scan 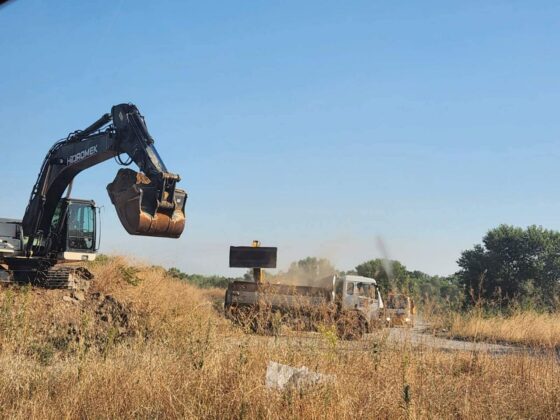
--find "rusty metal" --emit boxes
[107,169,186,238]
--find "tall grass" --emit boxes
[0,256,558,418]
[436,309,560,348]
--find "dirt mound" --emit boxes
[0,256,221,367]
[0,280,143,364]
[93,293,132,330]
[24,289,141,361]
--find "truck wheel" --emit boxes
[269,311,283,336]
[224,290,233,318]
[249,308,283,336]
[230,306,257,331]
[336,314,366,340]
[250,313,272,335]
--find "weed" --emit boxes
[120,265,141,286]
[0,257,557,418]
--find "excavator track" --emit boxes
[38,265,93,290]
[4,257,93,290]
[0,265,11,285]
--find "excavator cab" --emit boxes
[51,198,97,261]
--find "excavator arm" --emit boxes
[22,103,187,257]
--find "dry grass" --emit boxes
[433,309,560,349]
[0,257,558,419]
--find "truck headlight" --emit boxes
[405,318,410,322]
[386,317,391,322]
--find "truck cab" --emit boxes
[0,218,22,258]
[384,293,415,327]
[337,275,384,326]
[0,218,23,282]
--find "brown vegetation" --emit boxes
[432,309,560,349]
[0,257,558,418]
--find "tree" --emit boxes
[168,267,186,280]
[354,259,409,292]
[167,267,239,289]
[354,259,462,307]
[457,224,560,309]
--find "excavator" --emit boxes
[0,103,187,288]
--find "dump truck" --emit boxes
[384,293,415,327]
[0,103,187,288]
[225,274,384,339]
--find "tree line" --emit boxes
[167,256,462,308]
[168,224,560,311]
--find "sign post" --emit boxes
[229,241,277,283]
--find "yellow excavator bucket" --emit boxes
[107,169,186,238]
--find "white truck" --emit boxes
[0,219,21,282]
[225,274,384,339]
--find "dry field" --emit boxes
[431,308,560,349]
[0,257,558,419]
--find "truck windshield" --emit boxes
[387,295,408,309]
[66,203,95,252]
[356,283,377,299]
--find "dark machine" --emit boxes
[0,103,187,288]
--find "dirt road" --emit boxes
[229,321,524,357]
[384,319,522,355]
[218,303,529,356]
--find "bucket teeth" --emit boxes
[107,168,186,238]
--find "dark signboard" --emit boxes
[229,246,277,268]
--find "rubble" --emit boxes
[62,295,74,303]
[265,361,334,391]
[72,291,85,301]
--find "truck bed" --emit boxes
[228,280,334,309]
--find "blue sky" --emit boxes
[1,1,559,276]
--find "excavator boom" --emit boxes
[21,103,187,258]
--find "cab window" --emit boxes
[396,295,408,309]
[357,283,377,299]
[51,202,63,232]
[335,279,344,295]
[346,282,354,295]
[66,203,95,251]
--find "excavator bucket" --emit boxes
[107,169,187,238]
